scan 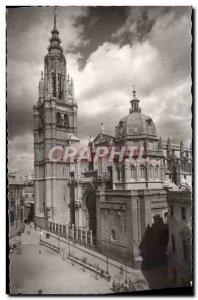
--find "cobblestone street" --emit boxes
[10,226,113,294]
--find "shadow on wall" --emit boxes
[139,214,170,289]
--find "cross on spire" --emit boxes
[101,122,104,133]
[54,7,57,25]
[132,84,136,98]
[129,84,141,113]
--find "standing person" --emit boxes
[112,280,116,292]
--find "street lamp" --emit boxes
[40,229,42,243]
[125,257,128,283]
[58,236,60,250]
[106,252,109,273]
[68,239,70,256]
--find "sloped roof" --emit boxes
[68,134,80,141]
[91,132,115,145]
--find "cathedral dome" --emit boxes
[116,112,157,138]
[116,89,157,139]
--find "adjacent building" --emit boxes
[8,175,25,238]
[167,189,192,287]
[8,174,34,238]
[24,185,35,222]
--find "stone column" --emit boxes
[124,160,130,182]
[85,230,88,246]
[75,206,79,228]
[135,160,139,181]
[66,224,69,239]
[90,230,93,248]
[72,224,75,240]
[112,163,116,186]
[80,229,83,243]
[76,227,78,241]
[62,224,64,235]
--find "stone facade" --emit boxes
[33,15,79,229]
[89,92,169,268]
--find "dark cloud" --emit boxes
[71,7,128,67]
[7,6,192,176]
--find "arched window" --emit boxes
[155,165,159,178]
[57,112,62,125]
[52,71,56,97]
[121,165,125,182]
[164,212,168,224]
[64,114,69,126]
[150,166,153,178]
[140,165,145,179]
[58,73,62,99]
[116,167,120,181]
[131,165,135,179]
[111,229,116,241]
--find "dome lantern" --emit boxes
[129,85,141,114]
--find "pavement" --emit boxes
[40,228,150,287]
[9,224,150,294]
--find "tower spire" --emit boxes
[48,7,62,54]
[54,7,57,29]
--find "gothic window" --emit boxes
[121,165,125,181]
[58,73,62,99]
[116,167,120,181]
[140,165,145,179]
[10,210,14,225]
[182,239,188,261]
[130,165,135,179]
[52,71,56,97]
[171,234,176,253]
[57,112,62,125]
[155,165,159,178]
[150,166,153,178]
[111,229,116,241]
[20,208,23,221]
[181,206,186,220]
[64,114,69,126]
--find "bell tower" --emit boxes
[33,9,79,229]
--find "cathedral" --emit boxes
[33,14,192,268]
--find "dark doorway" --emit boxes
[28,204,34,222]
[86,191,96,236]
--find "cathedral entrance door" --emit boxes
[85,190,96,236]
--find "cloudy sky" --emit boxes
[7,6,192,176]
